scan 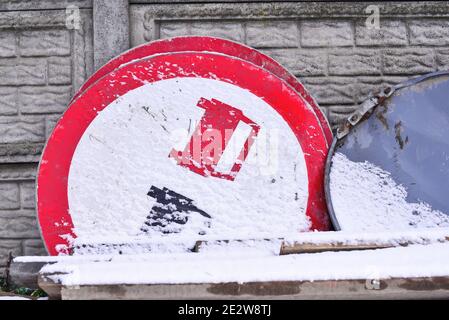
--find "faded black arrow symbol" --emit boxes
[141,185,211,234]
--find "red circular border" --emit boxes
[38,52,331,255]
[72,36,333,145]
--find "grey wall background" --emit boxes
[1,0,449,275]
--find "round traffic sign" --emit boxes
[38,52,330,255]
[72,36,332,145]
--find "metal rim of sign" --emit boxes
[324,70,449,231]
[71,36,333,146]
[37,52,331,255]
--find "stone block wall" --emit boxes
[1,0,449,275]
[0,1,93,274]
[130,1,449,127]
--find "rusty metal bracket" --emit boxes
[336,70,449,140]
[336,86,394,139]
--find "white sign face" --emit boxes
[68,77,310,242]
[38,52,330,255]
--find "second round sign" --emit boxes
[37,52,330,255]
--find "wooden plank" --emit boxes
[280,242,393,255]
[38,273,65,300]
[68,229,449,254]
[279,237,449,255]
[193,238,282,252]
[45,277,449,300]
[8,261,50,290]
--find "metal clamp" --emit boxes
[336,86,394,139]
[336,70,449,140]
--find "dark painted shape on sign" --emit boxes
[141,185,211,234]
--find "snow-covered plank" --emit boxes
[279,228,449,254]
[39,243,449,286]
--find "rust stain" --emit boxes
[398,277,449,291]
[207,281,301,296]
[375,105,389,131]
[394,121,408,150]
[101,285,127,296]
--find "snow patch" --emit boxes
[330,152,449,231]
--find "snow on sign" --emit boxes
[37,50,330,255]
